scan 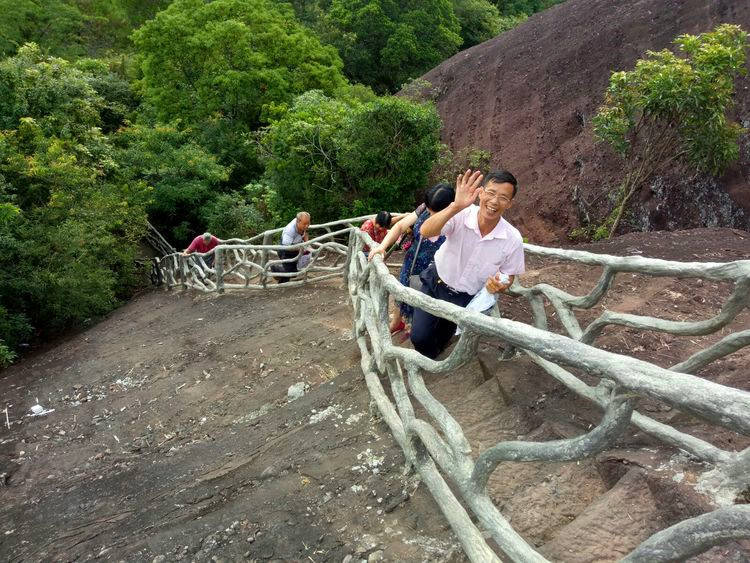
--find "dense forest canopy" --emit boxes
[0,0,565,363]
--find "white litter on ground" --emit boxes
[309,404,343,424]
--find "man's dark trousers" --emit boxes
[275,249,299,283]
[410,264,473,359]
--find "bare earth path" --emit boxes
[0,281,463,562]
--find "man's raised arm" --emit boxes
[420,169,483,238]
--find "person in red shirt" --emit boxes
[182,232,221,268]
[360,211,404,253]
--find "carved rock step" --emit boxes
[540,468,663,561]
[422,361,613,549]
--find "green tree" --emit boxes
[131,0,346,186]
[592,24,748,238]
[0,44,149,358]
[260,91,441,222]
[0,43,102,139]
[113,124,229,244]
[260,91,354,221]
[73,57,139,132]
[200,185,272,239]
[70,0,174,54]
[326,0,462,93]
[494,0,562,17]
[336,96,442,213]
[452,0,502,48]
[132,0,346,127]
[0,0,87,58]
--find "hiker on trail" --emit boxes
[182,232,221,268]
[367,183,455,336]
[410,170,525,359]
[274,211,311,283]
[359,211,406,254]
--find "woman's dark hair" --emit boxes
[424,182,455,212]
[375,211,392,228]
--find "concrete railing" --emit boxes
[347,228,750,562]
[152,216,375,293]
[156,218,750,561]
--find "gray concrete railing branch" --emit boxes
[346,228,750,562]
[155,219,750,561]
[508,244,750,472]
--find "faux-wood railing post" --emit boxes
[215,248,224,293]
[178,254,186,289]
[260,232,272,269]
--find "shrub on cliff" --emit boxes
[593,24,749,238]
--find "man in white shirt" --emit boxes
[274,211,311,283]
[411,170,525,358]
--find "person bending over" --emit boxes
[183,232,221,268]
[410,170,525,359]
[275,211,311,283]
[359,211,405,254]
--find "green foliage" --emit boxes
[326,0,462,93]
[113,124,229,245]
[399,78,441,103]
[69,0,174,54]
[73,57,139,132]
[131,0,347,188]
[493,0,563,17]
[0,342,16,367]
[132,0,346,128]
[0,0,87,58]
[0,45,149,359]
[592,24,748,237]
[452,0,502,48]
[0,44,104,138]
[0,1,174,58]
[497,13,528,33]
[337,96,442,213]
[261,91,441,222]
[200,186,273,239]
[260,91,354,221]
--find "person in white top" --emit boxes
[411,169,525,358]
[273,211,311,283]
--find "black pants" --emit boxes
[274,249,299,283]
[410,264,473,359]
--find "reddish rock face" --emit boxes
[419,0,750,244]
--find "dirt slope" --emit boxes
[0,284,464,562]
[420,0,750,243]
[1,228,749,561]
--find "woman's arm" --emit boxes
[389,212,409,227]
[367,212,418,261]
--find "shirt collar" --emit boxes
[464,205,508,240]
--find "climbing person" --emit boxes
[367,183,456,336]
[182,232,221,268]
[410,170,525,359]
[359,211,405,255]
[273,211,311,283]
